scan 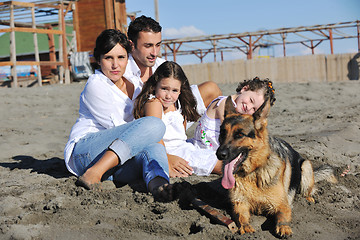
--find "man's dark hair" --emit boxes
[127,15,162,48]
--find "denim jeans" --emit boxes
[72,116,169,189]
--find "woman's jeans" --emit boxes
[72,117,169,189]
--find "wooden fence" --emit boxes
[182,53,360,84]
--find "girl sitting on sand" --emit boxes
[134,61,221,176]
[64,29,172,201]
[189,77,276,151]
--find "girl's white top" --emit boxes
[189,96,228,151]
[160,100,218,176]
[64,70,142,175]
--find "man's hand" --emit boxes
[167,154,193,178]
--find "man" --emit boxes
[125,15,222,116]
[124,15,222,177]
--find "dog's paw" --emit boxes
[275,224,292,238]
[238,223,255,234]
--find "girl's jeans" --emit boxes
[72,116,169,189]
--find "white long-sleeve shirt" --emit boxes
[64,70,142,175]
[123,54,166,87]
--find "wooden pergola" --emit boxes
[162,20,360,63]
[0,0,128,87]
[0,0,75,87]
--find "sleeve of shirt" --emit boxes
[81,78,125,129]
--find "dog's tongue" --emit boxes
[221,160,236,189]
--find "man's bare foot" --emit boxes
[151,183,175,202]
[148,177,174,202]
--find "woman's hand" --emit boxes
[167,154,193,178]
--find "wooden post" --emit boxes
[248,36,252,60]
[47,25,57,73]
[357,20,360,52]
[173,43,176,62]
[60,2,70,84]
[311,40,314,55]
[10,2,17,87]
[281,33,286,57]
[104,0,115,29]
[329,28,334,54]
[163,45,167,60]
[58,3,64,84]
[73,1,81,51]
[114,0,127,33]
[154,0,159,22]
[212,40,217,62]
[31,6,42,86]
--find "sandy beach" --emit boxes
[0,79,359,239]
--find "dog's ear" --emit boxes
[224,96,237,118]
[253,97,271,130]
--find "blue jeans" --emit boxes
[72,117,169,189]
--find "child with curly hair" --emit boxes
[189,77,276,168]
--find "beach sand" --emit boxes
[0,80,359,239]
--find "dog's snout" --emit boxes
[216,146,229,160]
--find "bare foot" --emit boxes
[151,183,175,202]
[75,170,102,191]
[148,177,174,202]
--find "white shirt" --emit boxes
[123,54,206,124]
[161,105,218,176]
[64,70,142,175]
[123,54,166,87]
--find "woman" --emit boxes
[64,29,171,200]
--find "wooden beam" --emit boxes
[0,61,13,66]
[0,27,63,35]
[0,61,64,67]
[0,20,47,28]
[1,1,61,9]
[3,1,34,7]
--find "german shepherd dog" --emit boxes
[216,96,336,238]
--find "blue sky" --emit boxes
[2,0,359,66]
[126,0,360,64]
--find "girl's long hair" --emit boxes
[133,61,200,122]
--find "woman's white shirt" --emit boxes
[64,70,142,175]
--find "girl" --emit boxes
[190,77,276,151]
[64,29,172,201]
[134,61,220,176]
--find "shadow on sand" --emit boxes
[0,155,71,179]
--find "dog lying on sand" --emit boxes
[216,96,337,238]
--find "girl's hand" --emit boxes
[167,154,193,178]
